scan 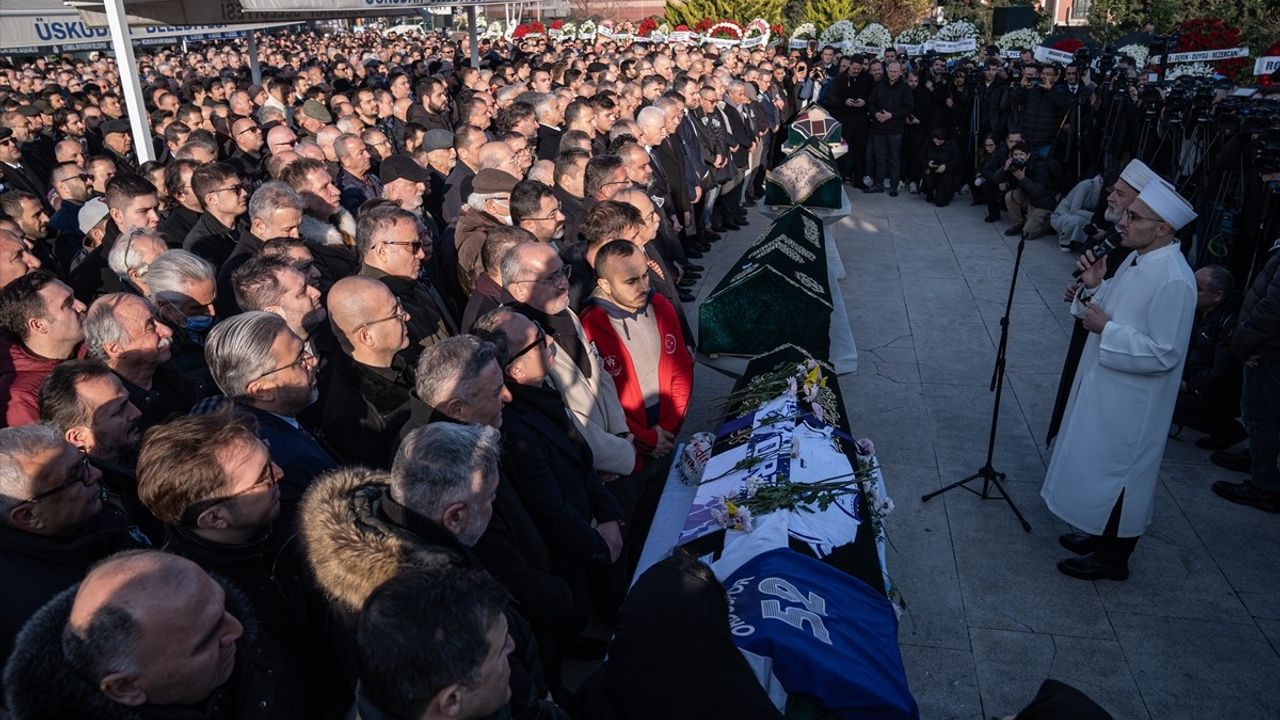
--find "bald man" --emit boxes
[476,140,516,173]
[321,275,414,468]
[227,117,265,181]
[266,124,298,156]
[4,550,311,717]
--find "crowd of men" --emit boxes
[0,25,858,720]
[1,21,1278,720]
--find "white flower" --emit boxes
[856,23,892,50]
[1118,44,1149,70]
[744,475,761,497]
[854,437,876,457]
[736,506,755,532]
[895,26,934,45]
[811,403,825,422]
[935,20,979,42]
[790,437,801,458]
[996,28,1043,52]
[1165,62,1215,80]
[791,23,817,40]
[786,376,798,397]
[820,20,856,49]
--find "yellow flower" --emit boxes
[804,364,821,389]
[725,499,739,515]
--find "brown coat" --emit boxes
[452,205,504,296]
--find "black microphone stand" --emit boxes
[922,235,1032,532]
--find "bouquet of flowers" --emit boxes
[996,27,1042,53]
[613,20,635,40]
[547,18,564,38]
[694,17,714,35]
[820,20,856,50]
[578,19,596,40]
[790,22,817,45]
[771,23,786,43]
[742,18,770,48]
[855,22,893,53]
[1117,43,1149,69]
[894,26,934,45]
[1173,17,1246,81]
[935,19,979,43]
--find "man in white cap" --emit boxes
[1042,178,1197,581]
[1047,159,1156,445]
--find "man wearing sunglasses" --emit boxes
[357,204,455,353]
[227,117,266,183]
[184,162,248,270]
[0,424,145,670]
[47,162,93,246]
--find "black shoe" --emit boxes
[683,262,704,272]
[704,231,722,242]
[695,241,711,252]
[1003,224,1024,237]
[684,248,703,259]
[863,185,883,194]
[1211,449,1251,474]
[1195,426,1248,450]
[681,271,702,281]
[678,290,696,302]
[734,214,749,223]
[1058,532,1097,556]
[1057,553,1129,581]
[723,220,743,230]
[711,224,727,233]
[984,213,1000,223]
[1211,480,1280,513]
[888,188,899,197]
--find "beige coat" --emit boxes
[547,311,637,476]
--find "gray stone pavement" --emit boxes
[678,186,1280,720]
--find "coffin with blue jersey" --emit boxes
[723,548,918,720]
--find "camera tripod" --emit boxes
[921,235,1032,532]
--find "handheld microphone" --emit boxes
[1071,231,1119,278]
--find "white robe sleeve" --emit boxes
[1096,277,1195,375]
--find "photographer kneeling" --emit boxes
[1000,142,1056,239]
[920,127,962,208]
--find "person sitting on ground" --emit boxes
[0,424,146,667]
[0,270,87,427]
[2,550,312,719]
[1051,171,1107,253]
[1173,265,1246,451]
[919,127,962,208]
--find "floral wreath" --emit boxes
[578,19,596,40]
[790,22,817,40]
[856,23,893,51]
[935,20,979,42]
[895,26,934,45]
[820,20,856,50]
[745,18,770,38]
[1165,61,1216,80]
[1116,43,1148,69]
[996,28,1043,53]
[707,20,743,41]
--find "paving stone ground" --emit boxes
[679,185,1280,720]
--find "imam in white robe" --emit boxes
[1041,241,1196,537]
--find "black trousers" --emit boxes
[1173,390,1246,443]
[921,171,958,207]
[1092,490,1139,567]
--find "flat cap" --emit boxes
[471,168,520,195]
[300,98,333,123]
[100,119,131,135]
[422,129,454,152]
[379,154,432,184]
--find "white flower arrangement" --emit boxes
[746,18,770,37]
[1118,43,1149,69]
[820,20,856,49]
[996,28,1043,52]
[707,21,743,39]
[1165,61,1215,80]
[578,19,596,40]
[856,22,892,49]
[658,21,671,35]
[482,23,503,39]
[561,20,577,36]
[790,22,817,40]
[895,26,934,45]
[935,20,979,42]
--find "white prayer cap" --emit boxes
[1119,159,1155,191]
[1137,180,1197,231]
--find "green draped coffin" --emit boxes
[699,207,833,358]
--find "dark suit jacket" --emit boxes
[1,162,47,201]
[677,113,711,191]
[442,162,476,224]
[319,354,414,469]
[536,124,564,161]
[722,104,755,169]
[241,405,338,507]
[183,212,241,270]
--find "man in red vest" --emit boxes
[580,239,693,470]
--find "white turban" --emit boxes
[1137,180,1197,231]
[1119,159,1155,192]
